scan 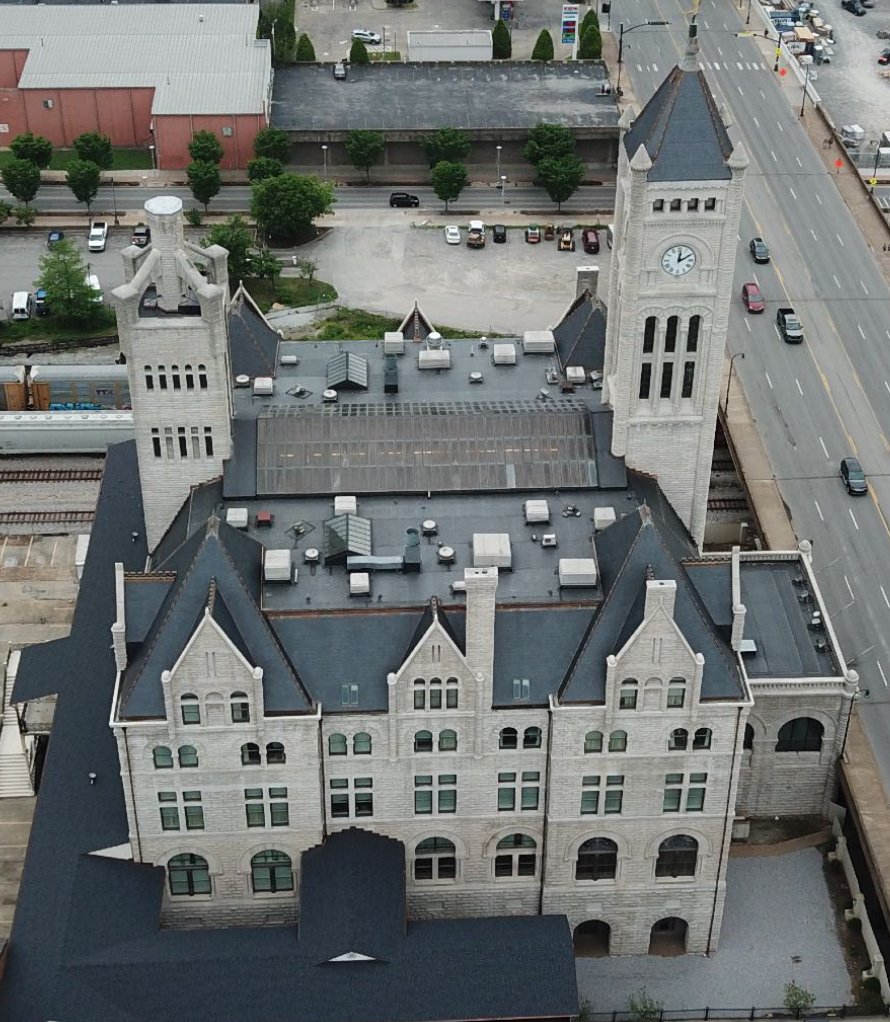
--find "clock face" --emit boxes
[661,244,697,276]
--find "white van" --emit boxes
[85,274,103,305]
[11,291,32,321]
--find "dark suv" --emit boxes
[841,0,866,14]
[840,456,868,494]
[390,192,420,208]
[131,225,151,247]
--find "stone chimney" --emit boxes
[576,265,600,301]
[730,546,746,650]
[644,578,677,619]
[464,567,498,683]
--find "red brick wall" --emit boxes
[0,48,29,88]
[154,112,267,170]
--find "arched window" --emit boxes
[414,837,456,881]
[619,680,638,710]
[241,742,261,766]
[428,677,443,710]
[776,717,824,752]
[608,730,627,753]
[523,726,542,749]
[743,723,755,750]
[171,365,181,391]
[168,853,211,896]
[665,315,679,353]
[643,316,657,353]
[438,729,457,752]
[413,679,426,710]
[576,837,618,881]
[655,835,698,878]
[584,731,603,754]
[144,366,154,391]
[687,315,701,352]
[667,679,686,708]
[180,694,200,725]
[499,727,518,750]
[153,746,173,769]
[230,692,250,723]
[495,834,537,878]
[251,850,294,893]
[353,732,372,756]
[266,742,286,764]
[328,733,347,756]
[178,745,198,768]
[198,364,208,389]
[184,364,194,390]
[414,730,433,753]
[693,728,712,750]
[446,677,459,709]
[668,728,688,751]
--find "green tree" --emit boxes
[1,158,41,206]
[187,161,221,212]
[784,982,816,1019]
[188,130,224,165]
[65,159,101,214]
[272,18,296,64]
[492,18,512,59]
[10,132,53,169]
[72,132,114,170]
[577,24,602,59]
[36,239,102,323]
[0,200,10,224]
[254,126,292,163]
[203,215,254,284]
[523,122,576,167]
[345,130,385,181]
[579,8,600,37]
[295,256,318,284]
[430,160,468,212]
[626,989,663,1022]
[251,249,283,281]
[350,38,370,64]
[531,29,554,61]
[422,127,472,168]
[537,154,585,209]
[247,157,284,182]
[12,205,36,227]
[295,33,316,62]
[251,172,334,241]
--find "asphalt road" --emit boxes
[0,183,618,218]
[619,0,890,777]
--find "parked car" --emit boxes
[492,224,507,244]
[351,28,382,44]
[390,192,419,208]
[525,225,541,244]
[444,225,461,245]
[741,282,765,313]
[87,221,108,253]
[841,0,866,14]
[467,220,486,248]
[46,229,65,249]
[131,225,151,247]
[557,228,576,252]
[34,289,49,317]
[749,236,770,263]
[840,456,868,494]
[878,48,890,63]
[581,228,600,254]
[333,61,347,80]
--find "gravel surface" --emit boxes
[575,848,853,1011]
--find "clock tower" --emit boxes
[602,21,748,547]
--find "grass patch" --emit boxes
[289,306,482,341]
[242,275,337,312]
[0,310,117,346]
[369,51,402,61]
[0,148,153,171]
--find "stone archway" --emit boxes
[648,916,688,956]
[573,919,611,957]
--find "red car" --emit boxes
[878,48,890,65]
[741,282,765,313]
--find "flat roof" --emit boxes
[0,6,270,115]
[271,62,619,133]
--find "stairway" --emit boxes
[0,652,35,799]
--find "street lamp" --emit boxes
[500,174,507,205]
[321,144,328,179]
[111,177,119,227]
[616,21,670,97]
[724,352,746,412]
[148,144,156,171]
[496,144,502,183]
[799,60,812,118]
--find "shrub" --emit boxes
[492,19,512,59]
[295,33,316,61]
[531,29,554,61]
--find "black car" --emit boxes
[749,237,771,263]
[390,192,419,208]
[840,456,869,495]
[131,225,151,247]
[492,224,507,244]
[841,0,866,14]
[46,229,64,248]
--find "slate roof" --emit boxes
[228,286,281,379]
[623,35,733,182]
[553,291,607,373]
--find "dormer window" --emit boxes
[180,694,200,725]
[230,692,250,723]
[619,680,638,710]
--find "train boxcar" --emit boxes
[0,411,134,454]
[29,364,130,411]
[0,366,27,411]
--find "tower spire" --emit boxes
[681,15,701,72]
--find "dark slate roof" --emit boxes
[151,476,224,568]
[228,286,280,379]
[560,506,744,703]
[118,518,312,719]
[124,577,174,642]
[623,52,733,182]
[403,599,466,663]
[553,292,607,374]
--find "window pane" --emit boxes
[415,731,433,752]
[415,857,434,880]
[604,790,623,814]
[639,363,652,400]
[517,854,536,877]
[663,788,682,812]
[415,791,433,815]
[584,731,603,753]
[643,316,657,353]
[580,791,600,815]
[495,854,513,877]
[271,802,289,826]
[438,856,457,879]
[160,807,180,830]
[154,747,173,769]
[498,788,516,811]
[185,806,204,830]
[438,789,457,813]
[330,794,349,818]
[521,786,539,811]
[429,690,442,709]
[414,690,425,710]
[665,316,678,352]
[682,361,695,399]
[660,362,673,399]
[355,793,373,817]
[246,804,265,827]
[687,787,706,812]
[446,688,459,709]
[354,777,373,788]
[667,686,685,708]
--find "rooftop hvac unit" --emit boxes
[450,580,467,594]
[593,506,616,532]
[334,495,358,516]
[383,334,405,355]
[558,558,598,587]
[280,354,299,366]
[253,377,274,396]
[566,366,586,385]
[469,371,484,384]
[473,533,511,569]
[438,545,455,564]
[427,331,444,348]
[522,330,556,354]
[524,499,551,524]
[226,507,249,530]
[492,343,517,365]
[349,572,371,596]
[541,534,558,548]
[234,374,251,388]
[418,349,451,370]
[264,549,292,583]
[422,519,437,536]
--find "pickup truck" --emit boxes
[776,307,804,344]
[88,221,108,253]
[467,220,486,248]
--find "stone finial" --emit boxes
[727,140,750,172]
[629,144,652,173]
[618,105,636,131]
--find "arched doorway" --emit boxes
[573,920,611,957]
[648,916,687,956]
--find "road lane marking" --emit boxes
[861,280,869,295]
[717,45,724,55]
[836,233,845,247]
[760,89,766,99]
[879,661,888,687]
[833,274,841,288]
[819,436,829,458]
[815,193,822,205]
[810,228,817,241]
[845,575,855,602]
[789,186,797,199]
[849,507,859,530]
[765,371,773,389]
[713,61,721,69]
[777,121,784,133]
[852,369,863,390]
[796,378,803,395]
[882,585,890,610]
[770,149,777,162]
[744,318,751,332]
[858,323,866,339]
[814,499,824,521]
[737,61,743,69]
[796,156,802,167]
[738,85,744,96]
[652,64,659,72]
[752,115,759,127]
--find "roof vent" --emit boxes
[422,519,438,536]
[253,377,274,396]
[264,549,292,583]
[473,533,511,569]
[469,371,484,384]
[234,374,251,388]
[323,389,338,403]
[383,333,405,355]
[593,507,617,531]
[524,499,551,524]
[226,507,249,530]
[522,330,556,354]
[334,495,358,516]
[349,573,371,596]
[427,331,444,348]
[492,343,517,365]
[280,354,299,366]
[566,366,586,385]
[304,547,320,563]
[541,534,558,548]
[438,545,455,564]
[558,558,598,587]
[404,527,421,573]
[418,348,451,370]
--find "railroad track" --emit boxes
[707,496,750,513]
[0,510,96,526]
[0,468,104,484]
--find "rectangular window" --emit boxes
[512,678,530,701]
[498,771,517,812]
[517,854,536,877]
[446,687,459,709]
[521,771,540,811]
[670,198,682,211]
[604,775,624,815]
[682,362,695,399]
[159,806,180,830]
[354,792,373,817]
[415,775,433,815]
[177,426,187,458]
[341,684,359,706]
[204,427,214,457]
[688,772,708,812]
[191,426,200,458]
[270,801,289,826]
[653,199,664,212]
[246,803,265,827]
[688,198,700,211]
[151,428,161,458]
[639,363,651,400]
[330,794,349,818]
[663,786,682,813]
[581,776,600,815]
[164,427,174,459]
[660,362,673,399]
[185,805,204,830]
[619,685,637,710]
[705,197,717,211]
[438,788,457,814]
[667,685,685,708]
[429,688,442,709]
[414,689,425,710]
